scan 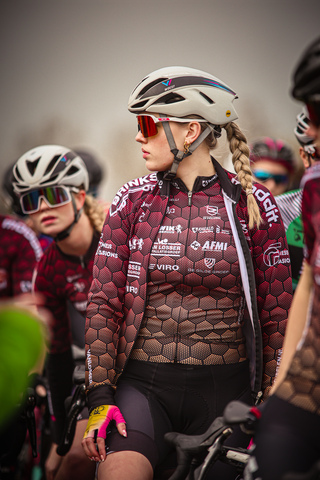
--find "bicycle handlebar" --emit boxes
[165,400,260,480]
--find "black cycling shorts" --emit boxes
[244,394,320,480]
[105,359,253,478]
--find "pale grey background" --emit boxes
[1,0,319,205]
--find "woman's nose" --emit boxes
[38,198,50,211]
[135,131,147,143]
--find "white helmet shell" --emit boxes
[128,66,238,125]
[294,107,316,155]
[13,145,89,194]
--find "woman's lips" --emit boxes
[142,149,149,159]
[41,215,56,225]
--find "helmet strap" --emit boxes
[54,195,83,242]
[162,122,214,181]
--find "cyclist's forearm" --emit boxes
[271,262,313,393]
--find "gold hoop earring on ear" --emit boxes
[184,141,190,154]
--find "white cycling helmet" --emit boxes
[13,145,89,195]
[128,66,238,125]
[294,107,316,155]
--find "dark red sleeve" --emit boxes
[249,185,293,395]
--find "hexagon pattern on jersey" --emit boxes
[277,170,320,413]
[85,172,292,396]
[0,215,42,298]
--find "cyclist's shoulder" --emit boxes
[301,163,320,190]
[0,214,42,260]
[109,172,159,216]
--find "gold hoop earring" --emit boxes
[184,141,190,154]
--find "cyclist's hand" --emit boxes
[45,443,63,480]
[81,404,126,462]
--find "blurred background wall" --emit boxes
[1,0,319,208]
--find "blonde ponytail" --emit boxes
[84,194,107,233]
[224,122,262,229]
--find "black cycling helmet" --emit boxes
[73,149,104,197]
[249,137,296,173]
[292,36,320,103]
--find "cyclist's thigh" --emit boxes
[106,382,172,471]
[244,395,320,480]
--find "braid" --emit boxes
[84,194,106,233]
[224,122,262,229]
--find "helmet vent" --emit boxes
[131,100,149,109]
[26,157,40,176]
[154,93,184,105]
[66,166,80,177]
[199,92,214,104]
[44,155,62,176]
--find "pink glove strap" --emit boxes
[83,405,126,439]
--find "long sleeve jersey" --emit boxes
[85,158,293,409]
[276,164,320,414]
[0,214,42,298]
[33,232,100,442]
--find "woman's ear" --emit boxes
[74,190,86,209]
[184,121,202,145]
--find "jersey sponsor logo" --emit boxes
[202,241,227,251]
[138,212,146,222]
[190,240,228,252]
[201,175,217,188]
[110,174,158,215]
[263,242,290,267]
[203,205,221,220]
[129,238,144,251]
[252,186,280,226]
[159,225,183,235]
[191,225,230,235]
[2,217,42,261]
[66,273,83,283]
[206,205,219,216]
[190,240,201,250]
[204,258,216,268]
[74,300,87,311]
[151,239,182,257]
[87,348,93,384]
[74,281,86,293]
[20,280,32,293]
[97,241,118,258]
[166,206,176,214]
[149,263,180,271]
[126,285,138,294]
[127,261,142,279]
[239,219,249,235]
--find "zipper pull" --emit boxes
[188,191,193,207]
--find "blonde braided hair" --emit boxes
[223,122,262,229]
[83,194,106,233]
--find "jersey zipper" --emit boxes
[174,189,193,363]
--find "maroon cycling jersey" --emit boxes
[130,178,246,365]
[34,232,100,354]
[276,164,320,414]
[33,231,100,442]
[0,214,42,298]
[85,157,293,408]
